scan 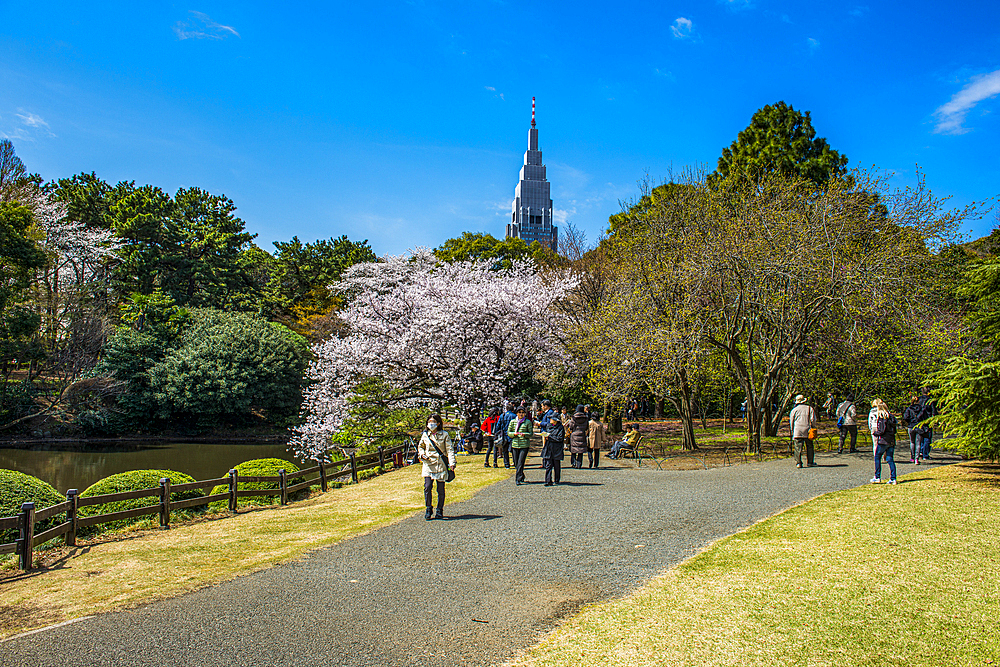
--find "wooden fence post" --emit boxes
[349,453,358,484]
[159,478,171,529]
[228,469,238,513]
[66,489,78,547]
[279,469,288,505]
[378,446,385,472]
[17,502,35,571]
[319,461,328,492]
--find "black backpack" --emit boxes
[875,414,897,447]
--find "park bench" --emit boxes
[616,434,644,464]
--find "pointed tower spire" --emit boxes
[506,96,557,252]
[531,97,536,128]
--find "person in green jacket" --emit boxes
[508,406,533,485]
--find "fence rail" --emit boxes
[1,442,409,572]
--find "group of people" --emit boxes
[793,388,939,485]
[417,400,643,519]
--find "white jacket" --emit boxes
[419,430,456,481]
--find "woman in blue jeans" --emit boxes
[869,398,898,484]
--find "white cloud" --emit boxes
[671,17,693,39]
[807,37,820,53]
[485,86,504,101]
[553,207,576,225]
[720,0,753,10]
[16,111,49,128]
[849,6,870,17]
[485,86,495,91]
[173,11,240,40]
[934,68,1000,135]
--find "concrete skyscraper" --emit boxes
[506,98,557,252]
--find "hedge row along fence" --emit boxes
[2,443,410,572]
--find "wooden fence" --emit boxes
[1,443,410,572]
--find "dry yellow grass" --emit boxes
[0,456,508,639]
[507,462,1000,667]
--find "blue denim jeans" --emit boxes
[919,433,932,459]
[875,444,896,481]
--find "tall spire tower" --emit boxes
[506,97,557,252]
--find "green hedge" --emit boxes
[210,458,304,508]
[79,470,202,532]
[0,470,64,545]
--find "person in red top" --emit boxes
[482,408,501,468]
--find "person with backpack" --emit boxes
[418,414,456,519]
[869,398,898,484]
[836,394,858,454]
[493,404,516,469]
[789,394,817,468]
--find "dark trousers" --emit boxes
[838,425,858,452]
[512,447,529,483]
[570,452,584,468]
[794,438,815,466]
[484,436,499,465]
[544,459,561,484]
[423,476,444,510]
[588,449,601,468]
[495,440,511,467]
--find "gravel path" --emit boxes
[4,450,956,666]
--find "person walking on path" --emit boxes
[869,398,898,484]
[823,392,836,420]
[568,405,589,469]
[789,394,817,468]
[542,410,565,486]
[482,408,501,468]
[508,407,533,485]
[836,394,858,453]
[902,394,922,464]
[494,404,516,469]
[587,412,608,469]
[914,387,938,462]
[418,414,456,520]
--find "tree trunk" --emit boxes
[654,399,664,419]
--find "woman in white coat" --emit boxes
[418,414,456,520]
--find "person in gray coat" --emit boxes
[568,405,590,469]
[789,394,817,468]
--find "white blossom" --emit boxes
[289,249,576,460]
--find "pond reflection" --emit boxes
[0,441,307,493]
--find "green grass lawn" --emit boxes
[510,462,1000,667]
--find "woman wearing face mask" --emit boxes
[418,414,456,520]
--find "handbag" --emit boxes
[429,436,456,482]
[808,428,818,440]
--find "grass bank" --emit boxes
[510,462,1000,667]
[0,456,509,639]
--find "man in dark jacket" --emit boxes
[914,387,938,462]
[494,405,516,469]
[542,414,565,486]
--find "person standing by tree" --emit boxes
[569,405,589,469]
[494,404,516,469]
[790,394,817,468]
[588,411,608,469]
[836,394,858,454]
[870,398,898,484]
[823,392,836,420]
[914,387,938,462]
[418,414,456,520]
[542,408,565,486]
[508,406,533,485]
[902,394,922,464]
[482,408,500,468]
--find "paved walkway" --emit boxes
[4,451,954,666]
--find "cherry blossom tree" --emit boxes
[290,250,576,460]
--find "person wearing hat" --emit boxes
[789,394,817,468]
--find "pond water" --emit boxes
[0,441,307,494]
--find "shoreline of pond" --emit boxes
[0,434,290,450]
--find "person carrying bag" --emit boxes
[418,414,456,520]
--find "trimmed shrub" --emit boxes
[210,458,304,508]
[0,470,64,545]
[79,470,202,532]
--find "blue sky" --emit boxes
[2,1,998,255]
